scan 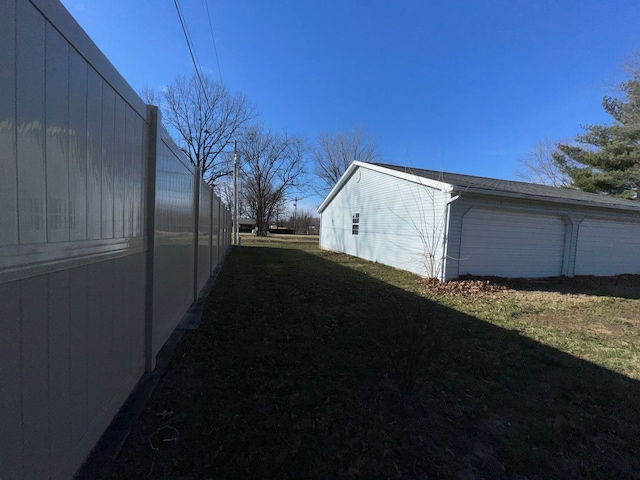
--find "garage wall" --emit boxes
[446,195,640,280]
[575,218,640,276]
[320,166,451,278]
[320,164,640,281]
[458,208,566,278]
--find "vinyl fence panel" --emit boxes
[0,1,232,479]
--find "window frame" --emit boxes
[351,212,360,235]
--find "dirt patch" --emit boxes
[512,290,640,344]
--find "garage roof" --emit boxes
[314,161,632,213]
[319,161,640,213]
[375,163,640,211]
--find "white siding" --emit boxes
[459,208,566,278]
[320,166,450,278]
[575,219,640,276]
[320,164,640,282]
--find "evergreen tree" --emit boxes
[554,74,640,199]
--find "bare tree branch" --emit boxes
[313,125,381,197]
[514,139,571,187]
[147,74,257,190]
[239,125,309,236]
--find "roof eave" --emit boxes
[457,187,640,212]
[318,161,454,214]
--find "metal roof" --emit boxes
[373,163,640,212]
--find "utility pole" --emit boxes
[293,197,298,233]
[233,140,238,245]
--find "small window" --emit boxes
[352,212,359,235]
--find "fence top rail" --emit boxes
[159,123,195,174]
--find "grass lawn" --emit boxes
[107,235,640,479]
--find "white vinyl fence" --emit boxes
[0,1,232,479]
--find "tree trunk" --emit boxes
[255,206,268,236]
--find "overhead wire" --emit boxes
[204,0,224,85]
[173,0,209,101]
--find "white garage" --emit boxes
[575,219,640,276]
[459,209,566,278]
[318,161,640,281]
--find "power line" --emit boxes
[204,0,224,85]
[173,0,209,101]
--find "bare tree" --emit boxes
[239,125,308,236]
[285,209,319,235]
[272,201,289,227]
[382,168,453,280]
[514,139,571,187]
[216,178,237,213]
[620,50,640,90]
[139,85,160,106]
[398,182,449,280]
[313,125,381,196]
[144,74,257,188]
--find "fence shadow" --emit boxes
[108,244,640,480]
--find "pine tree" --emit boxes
[554,74,640,199]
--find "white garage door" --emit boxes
[575,219,640,276]
[459,209,566,277]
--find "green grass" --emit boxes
[107,235,640,479]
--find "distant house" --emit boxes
[236,217,256,232]
[318,161,640,281]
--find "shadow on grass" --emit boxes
[108,245,640,480]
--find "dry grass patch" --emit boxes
[419,275,640,381]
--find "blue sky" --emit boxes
[60,0,640,209]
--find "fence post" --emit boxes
[209,190,214,274]
[220,197,224,262]
[193,168,201,302]
[144,105,159,372]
